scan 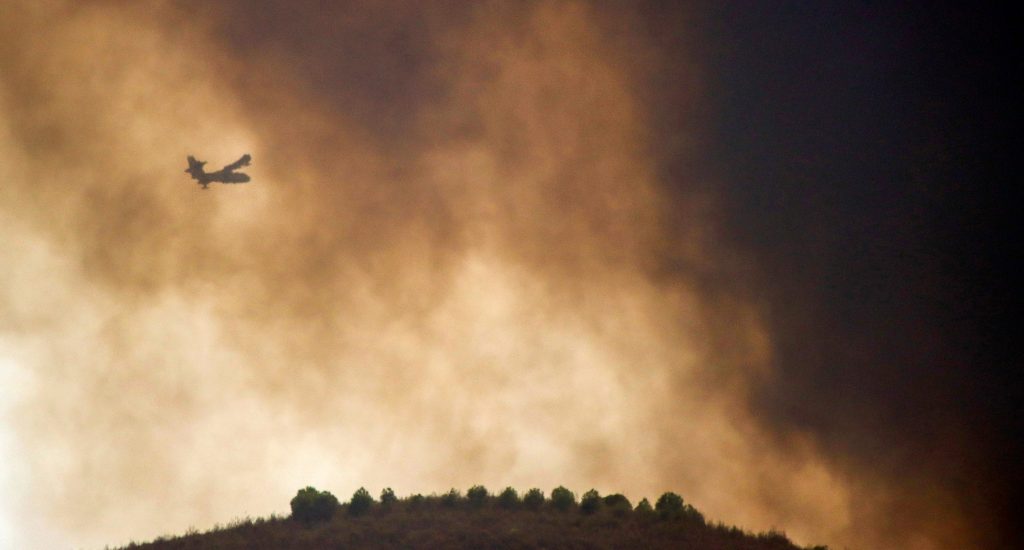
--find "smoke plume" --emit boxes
[0,2,1003,549]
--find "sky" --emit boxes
[0,2,1016,549]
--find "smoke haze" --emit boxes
[1,2,1013,549]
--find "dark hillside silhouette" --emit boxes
[119,485,828,550]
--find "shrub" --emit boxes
[380,487,397,508]
[466,485,489,508]
[440,488,462,508]
[348,487,374,516]
[655,492,684,520]
[523,488,545,510]
[290,486,340,523]
[755,529,790,544]
[497,487,519,509]
[580,489,602,515]
[603,493,632,516]
[550,486,576,511]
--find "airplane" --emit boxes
[185,154,251,189]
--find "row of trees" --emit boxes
[290,485,705,524]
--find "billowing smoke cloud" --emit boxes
[0,2,998,549]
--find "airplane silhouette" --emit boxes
[185,154,251,189]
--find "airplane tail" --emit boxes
[185,155,206,177]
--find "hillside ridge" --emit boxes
[117,485,829,550]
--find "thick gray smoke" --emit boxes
[0,2,987,549]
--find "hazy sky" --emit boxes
[0,2,1015,549]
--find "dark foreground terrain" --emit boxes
[119,488,827,550]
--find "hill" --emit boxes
[117,486,828,550]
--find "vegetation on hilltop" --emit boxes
[118,485,828,550]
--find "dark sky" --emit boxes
[697,2,1019,545]
[0,2,1017,548]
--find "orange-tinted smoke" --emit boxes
[0,2,981,549]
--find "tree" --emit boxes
[655,492,684,520]
[550,486,576,511]
[440,488,462,508]
[348,487,374,516]
[635,498,654,515]
[467,485,489,508]
[380,487,397,508]
[523,488,545,510]
[603,493,632,516]
[580,489,602,515]
[498,487,520,509]
[682,503,706,525]
[290,486,339,523]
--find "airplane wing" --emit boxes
[221,153,252,172]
